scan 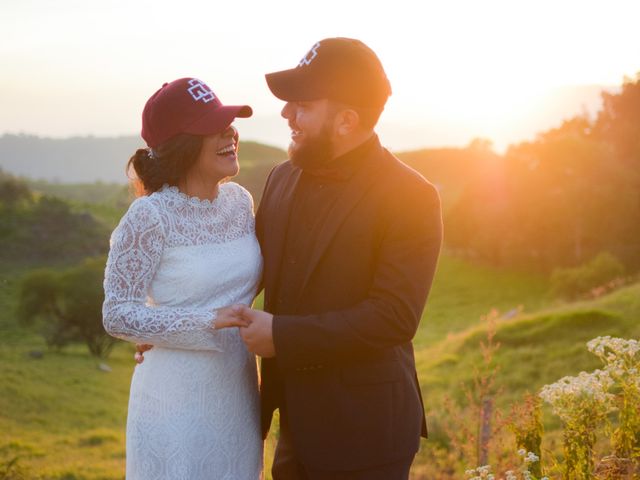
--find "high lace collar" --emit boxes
[159,183,227,208]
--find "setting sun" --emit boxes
[2,0,638,151]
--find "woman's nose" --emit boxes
[223,125,237,138]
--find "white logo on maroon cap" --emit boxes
[187,79,216,103]
[298,42,321,67]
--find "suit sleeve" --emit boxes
[272,180,443,370]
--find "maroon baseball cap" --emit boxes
[265,38,392,108]
[141,77,253,148]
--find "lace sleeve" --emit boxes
[102,197,224,351]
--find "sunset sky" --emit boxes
[2,0,639,151]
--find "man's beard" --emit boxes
[288,123,334,171]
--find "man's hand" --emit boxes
[134,344,153,364]
[217,305,276,358]
[239,306,276,358]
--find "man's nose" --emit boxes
[281,102,294,119]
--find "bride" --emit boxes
[102,77,263,479]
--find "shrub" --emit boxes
[16,257,116,359]
[550,252,625,299]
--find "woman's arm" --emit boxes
[102,197,231,351]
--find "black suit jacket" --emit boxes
[255,139,442,471]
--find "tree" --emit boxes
[0,174,32,209]
[446,75,640,272]
[17,256,116,359]
[593,73,640,163]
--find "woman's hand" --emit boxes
[214,304,251,329]
[134,344,154,364]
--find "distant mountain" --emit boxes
[0,133,504,210]
[0,134,287,184]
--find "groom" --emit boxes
[220,38,443,479]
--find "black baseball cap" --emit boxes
[265,37,392,108]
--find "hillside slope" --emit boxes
[419,282,640,412]
[5,257,638,478]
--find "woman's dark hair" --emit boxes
[127,134,204,197]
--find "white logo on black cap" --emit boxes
[298,42,321,67]
[187,79,216,103]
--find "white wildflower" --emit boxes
[539,369,615,421]
[478,465,491,477]
[525,451,539,463]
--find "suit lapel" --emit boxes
[297,149,388,295]
[263,166,301,301]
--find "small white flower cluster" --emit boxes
[539,369,615,421]
[500,450,548,480]
[466,451,548,480]
[587,336,640,387]
[515,474,547,480]
[505,471,517,480]
[587,336,640,358]
[465,464,495,480]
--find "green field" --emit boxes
[1,254,638,479]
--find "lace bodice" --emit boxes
[102,182,263,351]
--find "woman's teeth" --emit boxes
[216,144,236,156]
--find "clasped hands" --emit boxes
[134,305,275,364]
[215,304,276,358]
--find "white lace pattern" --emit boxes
[102,182,263,479]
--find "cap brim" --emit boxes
[185,105,253,137]
[265,68,326,102]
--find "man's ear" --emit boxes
[335,109,360,136]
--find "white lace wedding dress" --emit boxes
[102,182,263,480]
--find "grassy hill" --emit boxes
[2,133,502,212]
[13,139,501,233]
[13,138,288,230]
[0,134,287,185]
[396,143,501,214]
[412,282,640,477]
[419,281,640,411]
[2,253,637,479]
[2,143,637,478]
